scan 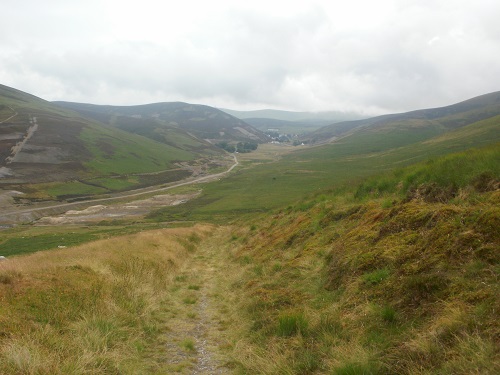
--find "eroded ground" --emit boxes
[34,192,200,225]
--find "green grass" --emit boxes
[44,181,109,198]
[0,233,99,257]
[214,140,499,373]
[276,312,309,336]
[1,133,499,374]
[88,177,139,191]
[147,117,499,222]
[354,142,500,200]
[0,224,171,257]
[180,338,196,352]
[80,124,195,175]
[362,268,391,285]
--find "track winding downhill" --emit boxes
[0,154,238,221]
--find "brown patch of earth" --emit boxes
[36,192,200,225]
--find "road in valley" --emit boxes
[0,154,238,222]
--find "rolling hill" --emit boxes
[306,91,500,144]
[55,101,268,144]
[0,85,231,200]
[147,93,500,222]
[1,139,498,374]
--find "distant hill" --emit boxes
[220,108,364,134]
[0,85,228,200]
[220,108,363,123]
[306,91,500,144]
[55,102,268,144]
[240,118,334,134]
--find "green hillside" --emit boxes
[219,144,499,374]
[1,143,498,374]
[147,110,500,222]
[0,85,227,200]
[1,88,499,374]
[306,91,500,144]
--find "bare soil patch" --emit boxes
[36,192,200,225]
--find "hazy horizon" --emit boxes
[1,0,499,115]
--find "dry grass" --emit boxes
[0,224,214,374]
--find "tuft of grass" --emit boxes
[294,349,321,373]
[380,305,397,323]
[182,297,197,305]
[276,312,309,337]
[180,338,196,353]
[333,361,380,375]
[361,268,390,285]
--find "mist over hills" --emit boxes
[221,108,365,134]
[220,108,364,122]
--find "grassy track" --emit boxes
[0,225,223,374]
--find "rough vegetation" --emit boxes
[0,225,219,374]
[213,145,499,374]
[0,145,498,374]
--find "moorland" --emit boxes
[0,84,499,374]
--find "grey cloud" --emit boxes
[1,0,499,113]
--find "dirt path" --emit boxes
[163,229,233,373]
[6,116,38,164]
[0,154,238,222]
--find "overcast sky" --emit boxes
[1,0,499,114]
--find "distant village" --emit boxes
[265,128,304,146]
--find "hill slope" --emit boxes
[218,144,499,373]
[306,91,500,144]
[0,85,229,200]
[147,108,500,223]
[55,101,268,144]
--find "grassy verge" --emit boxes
[209,146,499,374]
[0,224,179,258]
[0,225,214,374]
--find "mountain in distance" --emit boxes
[306,91,500,144]
[0,85,230,199]
[55,101,268,144]
[220,108,365,134]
